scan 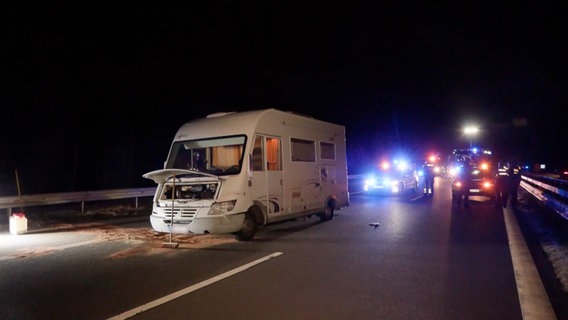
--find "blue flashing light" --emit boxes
[396,161,408,171]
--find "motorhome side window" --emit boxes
[291,138,315,162]
[320,141,336,160]
[251,135,282,171]
[166,135,246,175]
[251,136,264,171]
[266,137,282,170]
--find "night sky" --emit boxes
[1,2,567,195]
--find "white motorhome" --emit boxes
[143,108,349,240]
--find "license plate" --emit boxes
[470,189,481,193]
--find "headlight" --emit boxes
[208,200,237,215]
[396,162,408,171]
[451,166,464,176]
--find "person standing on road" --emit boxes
[507,164,522,207]
[494,161,509,208]
[422,161,436,196]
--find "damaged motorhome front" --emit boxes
[143,108,349,240]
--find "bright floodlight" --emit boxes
[464,125,479,148]
[464,126,479,135]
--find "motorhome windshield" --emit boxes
[166,135,246,175]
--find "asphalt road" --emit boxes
[0,177,566,320]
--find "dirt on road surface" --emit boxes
[2,199,238,259]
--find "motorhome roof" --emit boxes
[174,108,343,142]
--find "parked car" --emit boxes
[363,160,418,195]
[451,160,495,203]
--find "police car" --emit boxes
[363,159,419,195]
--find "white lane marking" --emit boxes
[107,251,284,320]
[504,208,557,320]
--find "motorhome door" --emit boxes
[250,135,284,214]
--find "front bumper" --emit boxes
[150,213,245,234]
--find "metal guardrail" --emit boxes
[0,176,366,213]
[521,174,568,221]
[1,174,567,220]
[0,188,156,214]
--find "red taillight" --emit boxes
[454,181,462,188]
[483,181,493,189]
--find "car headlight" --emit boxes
[449,166,462,176]
[365,177,376,186]
[208,200,237,215]
[388,179,398,186]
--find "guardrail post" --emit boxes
[4,208,10,222]
[81,201,85,214]
[135,197,139,209]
